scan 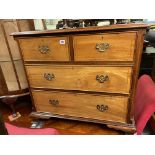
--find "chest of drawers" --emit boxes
[12,24,148,133]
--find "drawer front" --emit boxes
[73,32,136,61]
[19,37,70,61]
[32,90,128,123]
[26,65,132,94]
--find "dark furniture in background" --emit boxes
[139,52,155,80]
[0,19,34,116]
[139,27,155,81]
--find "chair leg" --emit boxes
[2,97,17,117]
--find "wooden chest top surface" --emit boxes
[12,23,148,36]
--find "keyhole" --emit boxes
[101,36,104,40]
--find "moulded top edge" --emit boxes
[11,23,149,37]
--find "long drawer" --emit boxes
[73,32,136,61]
[18,36,70,61]
[32,90,128,123]
[26,65,132,94]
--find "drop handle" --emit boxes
[44,73,55,81]
[96,104,108,112]
[96,43,110,52]
[96,74,109,83]
[49,99,59,106]
[38,45,50,54]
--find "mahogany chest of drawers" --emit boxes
[12,24,148,133]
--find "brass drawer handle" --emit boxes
[96,104,108,112]
[49,99,59,106]
[96,43,110,52]
[44,73,55,81]
[96,75,109,83]
[38,45,50,54]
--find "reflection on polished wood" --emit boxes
[0,97,123,135]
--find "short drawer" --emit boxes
[26,65,132,94]
[73,32,136,61]
[32,90,128,123]
[19,36,70,61]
